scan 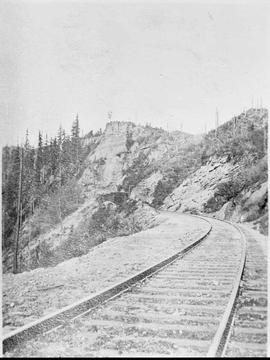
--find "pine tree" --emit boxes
[2,146,12,247]
[43,133,50,169]
[71,114,81,175]
[62,134,73,181]
[50,137,59,178]
[23,130,35,216]
[13,146,23,273]
[35,131,43,185]
[34,131,44,205]
[2,146,20,249]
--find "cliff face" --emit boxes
[162,154,268,234]
[80,122,134,192]
[130,171,163,204]
[214,178,268,232]
[79,121,196,197]
[162,156,239,212]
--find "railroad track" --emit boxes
[223,225,268,357]
[3,215,267,357]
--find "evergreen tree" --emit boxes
[2,117,93,258]
[71,114,81,174]
[13,146,23,273]
[33,131,44,206]
[57,125,65,148]
[43,133,50,170]
[62,134,73,181]
[2,146,18,247]
[50,137,59,178]
[35,131,43,185]
[71,114,80,139]
[22,130,35,217]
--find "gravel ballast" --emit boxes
[3,211,209,334]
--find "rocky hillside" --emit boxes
[3,108,268,273]
[3,122,198,273]
[163,108,268,234]
[79,121,199,196]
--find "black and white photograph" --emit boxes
[1,0,269,357]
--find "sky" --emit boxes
[1,0,270,146]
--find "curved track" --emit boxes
[4,215,255,357]
[223,225,268,357]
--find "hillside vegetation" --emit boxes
[2,108,268,273]
[163,109,268,233]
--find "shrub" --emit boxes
[253,213,268,235]
[203,196,225,213]
[242,156,268,187]
[126,137,135,151]
[99,157,106,165]
[184,207,200,215]
[136,135,147,146]
[215,177,246,202]
[121,153,153,193]
[152,180,175,208]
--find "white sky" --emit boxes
[1,0,270,145]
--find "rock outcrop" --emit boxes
[214,181,268,224]
[79,121,196,196]
[80,122,135,192]
[130,171,163,204]
[162,156,239,213]
[162,154,267,233]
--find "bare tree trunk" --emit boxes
[58,142,63,230]
[13,147,23,274]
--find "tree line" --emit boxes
[2,115,92,272]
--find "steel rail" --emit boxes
[3,216,212,353]
[192,216,247,358]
